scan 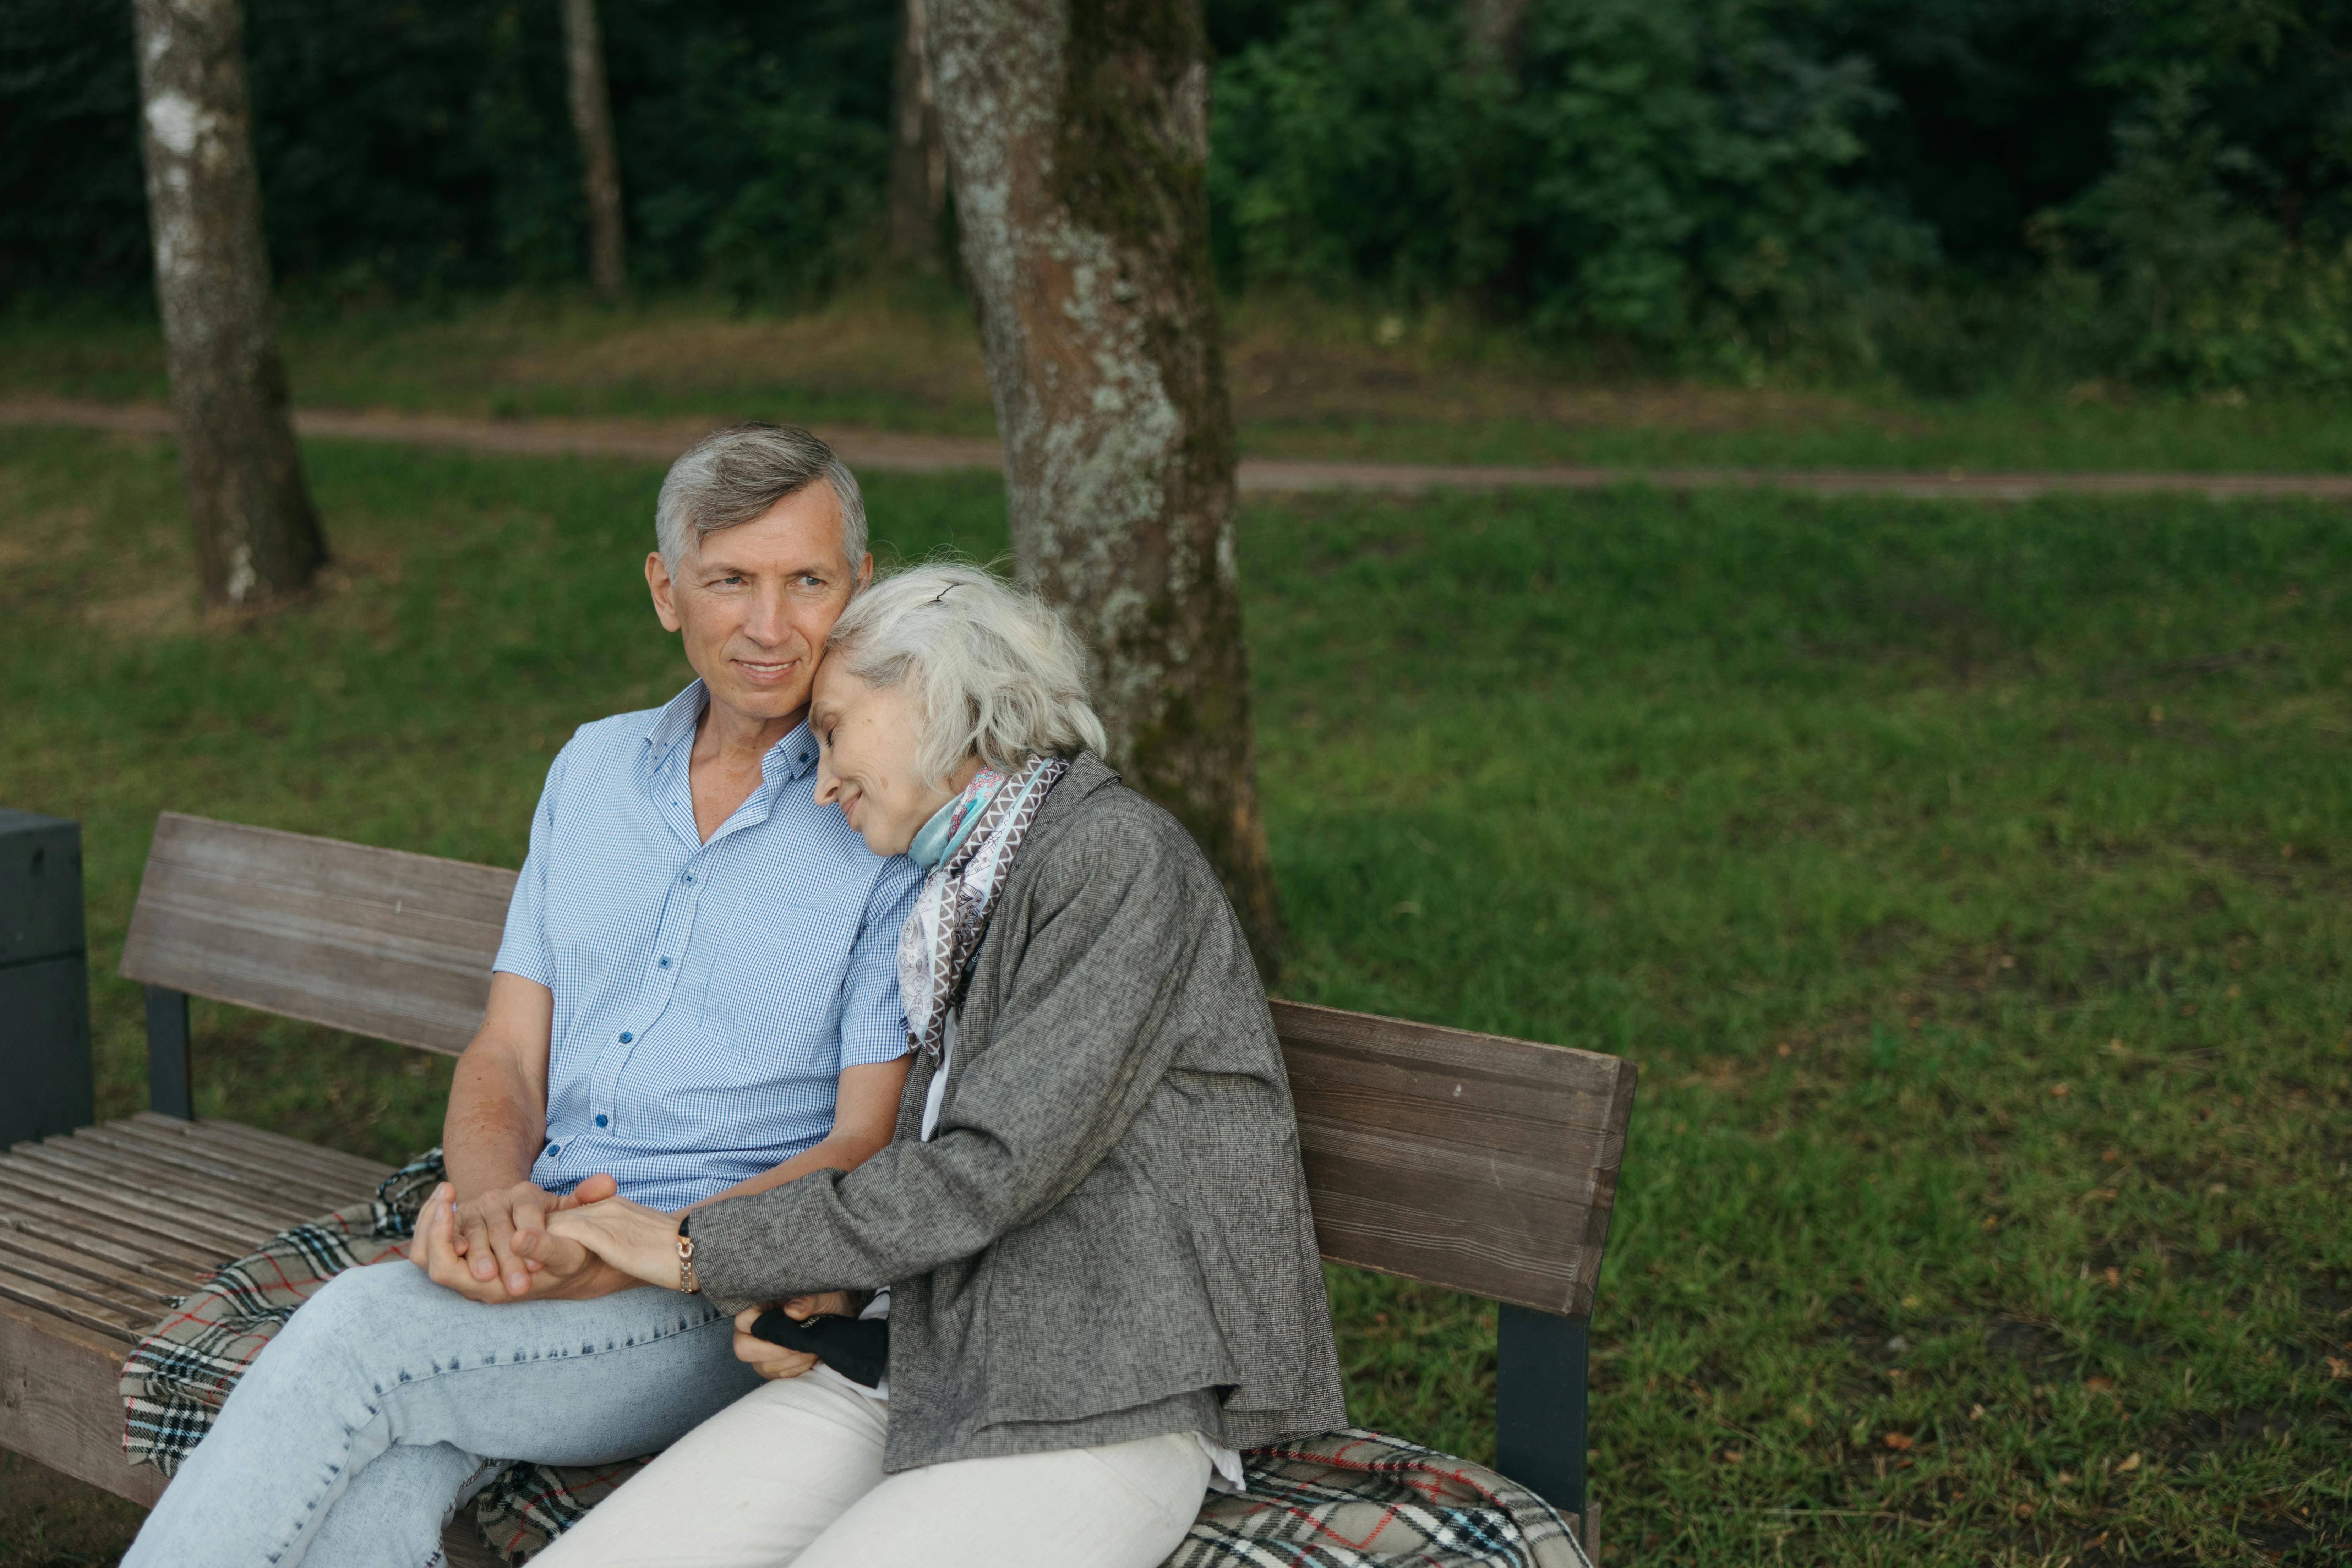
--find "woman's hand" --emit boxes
[540,1189,688,1292]
[731,1293,855,1380]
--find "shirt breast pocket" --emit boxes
[699,894,856,1050]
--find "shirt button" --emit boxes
[545,1142,560,1157]
[618,1031,633,1043]
[594,1114,609,1128]
[683,873,695,884]
[659,957,671,968]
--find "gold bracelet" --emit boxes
[676,1219,699,1295]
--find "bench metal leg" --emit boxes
[1497,1302,1590,1521]
[0,809,93,1147]
[146,985,194,1120]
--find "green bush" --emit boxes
[1208,0,2352,392]
[2,0,2346,392]
[1210,0,1932,359]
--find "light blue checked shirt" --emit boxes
[492,679,922,1213]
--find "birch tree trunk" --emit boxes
[561,0,627,300]
[132,0,326,611]
[888,0,946,270]
[929,0,1284,973]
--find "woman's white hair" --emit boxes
[825,563,1107,785]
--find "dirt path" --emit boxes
[7,398,2350,502]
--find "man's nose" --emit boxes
[743,583,791,646]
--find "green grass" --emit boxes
[7,291,2350,475]
[3,427,2348,1565]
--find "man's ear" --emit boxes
[646,551,683,633]
[855,552,873,594]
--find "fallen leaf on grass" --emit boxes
[2326,1356,2350,1380]
[2085,1375,2115,1393]
[2117,1452,2142,1472]
[1882,1432,1914,1451]
[2049,1081,2072,1098]
[1969,1404,1987,1421]
[2014,1502,2035,1520]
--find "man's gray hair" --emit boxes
[655,423,868,572]
[825,563,1108,785]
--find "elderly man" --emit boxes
[122,426,921,1568]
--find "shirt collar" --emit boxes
[640,680,820,790]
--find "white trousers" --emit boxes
[533,1372,1213,1568]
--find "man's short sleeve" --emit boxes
[837,855,922,1071]
[490,743,569,988]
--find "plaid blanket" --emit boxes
[122,1151,1588,1568]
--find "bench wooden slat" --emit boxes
[120,814,518,1056]
[133,1111,396,1189]
[1271,1000,1636,1316]
[0,1153,283,1258]
[0,1242,167,1323]
[0,1225,187,1309]
[0,1174,246,1276]
[71,1123,357,1209]
[5,1143,317,1239]
[0,1204,213,1293]
[0,1260,151,1342]
[75,1125,365,1216]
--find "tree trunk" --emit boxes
[131,0,326,611]
[929,0,1284,975]
[561,0,627,300]
[888,0,947,270]
[1463,0,1530,80]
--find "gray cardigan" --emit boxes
[691,753,1347,1471]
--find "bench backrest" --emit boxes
[120,813,1637,1316]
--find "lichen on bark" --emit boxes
[930,0,1282,973]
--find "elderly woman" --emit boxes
[496,562,1344,1567]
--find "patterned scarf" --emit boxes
[896,754,1070,1061]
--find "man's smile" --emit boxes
[731,656,799,684]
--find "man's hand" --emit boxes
[731,1294,854,1381]
[446,1178,563,1300]
[409,1180,636,1303]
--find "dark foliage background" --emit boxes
[0,0,890,307]
[2,0,2347,390]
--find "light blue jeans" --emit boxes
[122,1258,762,1568]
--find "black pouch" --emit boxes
[747,1310,890,1389]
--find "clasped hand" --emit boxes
[533,1195,853,1380]
[417,1181,850,1379]
[408,1176,633,1303]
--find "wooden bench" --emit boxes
[1,811,1637,1561]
